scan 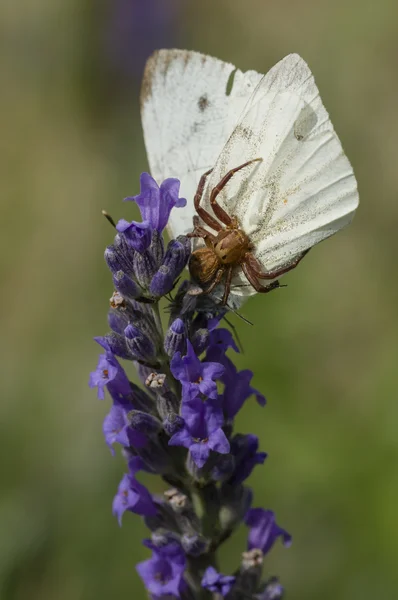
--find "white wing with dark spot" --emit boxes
[140,49,263,237]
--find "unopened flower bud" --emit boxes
[133,250,159,289]
[148,229,165,266]
[113,270,141,300]
[164,318,186,356]
[104,245,132,277]
[106,234,135,275]
[107,307,128,335]
[134,438,175,475]
[94,334,132,360]
[211,454,235,482]
[149,237,190,297]
[156,391,180,420]
[124,324,156,362]
[191,327,209,355]
[165,237,190,272]
[255,578,284,600]
[149,265,174,297]
[128,410,162,435]
[163,413,184,437]
[181,533,209,557]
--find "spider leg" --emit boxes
[244,249,310,280]
[221,265,234,305]
[194,168,222,232]
[241,261,281,294]
[187,225,218,246]
[209,158,262,226]
[202,267,225,295]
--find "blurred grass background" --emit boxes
[1,1,398,599]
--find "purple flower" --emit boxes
[89,348,130,400]
[206,327,239,362]
[125,173,186,233]
[222,357,266,419]
[116,218,152,252]
[245,508,292,555]
[257,578,284,600]
[228,434,267,486]
[137,538,186,597]
[170,341,224,400]
[202,566,236,596]
[103,403,147,453]
[168,397,230,468]
[112,457,157,524]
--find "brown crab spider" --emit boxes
[187,159,309,305]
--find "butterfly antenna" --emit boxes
[102,210,117,228]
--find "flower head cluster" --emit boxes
[89,173,290,599]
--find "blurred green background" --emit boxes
[2,1,398,599]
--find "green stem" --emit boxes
[191,483,221,540]
[187,483,221,598]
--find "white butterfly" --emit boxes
[140,49,359,304]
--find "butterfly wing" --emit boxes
[201,53,359,297]
[140,49,263,237]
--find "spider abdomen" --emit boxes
[189,247,220,285]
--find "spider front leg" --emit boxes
[187,222,218,246]
[202,267,225,295]
[193,168,222,232]
[209,158,263,226]
[221,265,233,305]
[244,249,310,280]
[241,261,281,294]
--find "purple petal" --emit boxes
[189,441,210,468]
[181,397,205,433]
[198,378,218,399]
[245,508,291,555]
[160,177,187,208]
[125,173,186,233]
[208,428,230,454]
[170,352,187,382]
[201,360,225,381]
[116,219,152,252]
[168,428,192,449]
[204,398,224,432]
[128,456,145,475]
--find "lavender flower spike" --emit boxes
[90,171,292,599]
